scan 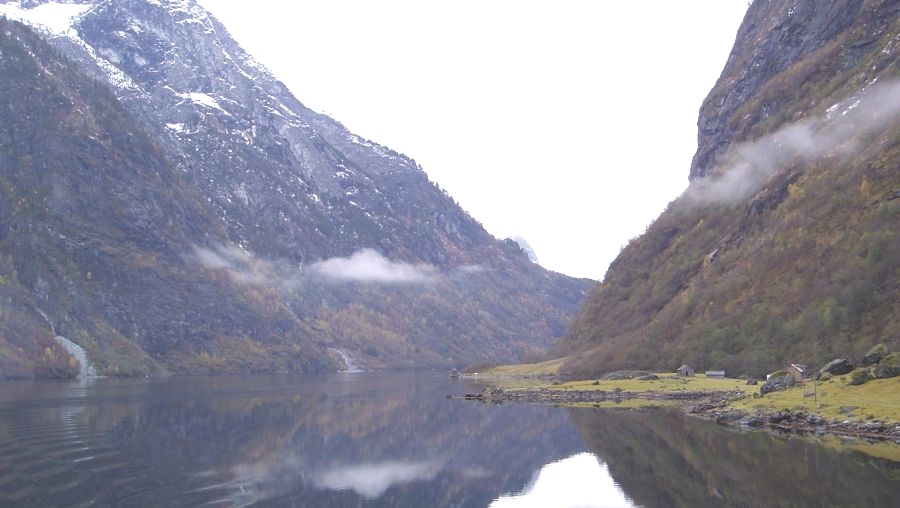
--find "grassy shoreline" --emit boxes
[462,363,900,459]
[466,362,899,420]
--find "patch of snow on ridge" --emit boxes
[159,0,209,21]
[0,2,92,36]
[0,1,142,91]
[175,91,229,114]
[147,0,214,33]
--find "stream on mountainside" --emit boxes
[36,310,96,379]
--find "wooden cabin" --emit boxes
[788,364,806,383]
[676,364,695,377]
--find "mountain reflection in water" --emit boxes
[570,407,900,508]
[0,372,586,507]
[0,372,897,507]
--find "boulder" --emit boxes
[760,374,794,395]
[848,368,871,386]
[872,353,900,379]
[862,343,889,366]
[818,358,853,377]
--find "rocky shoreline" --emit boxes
[689,399,900,441]
[462,386,900,442]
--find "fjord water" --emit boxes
[0,373,897,507]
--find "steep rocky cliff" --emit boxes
[553,0,899,377]
[0,0,592,378]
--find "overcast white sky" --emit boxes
[197,0,749,280]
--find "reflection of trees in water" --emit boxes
[569,408,900,508]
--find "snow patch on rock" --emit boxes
[175,91,229,114]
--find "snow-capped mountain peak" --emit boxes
[0,0,591,377]
[0,0,92,35]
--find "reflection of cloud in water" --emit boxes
[314,460,441,499]
[490,453,635,508]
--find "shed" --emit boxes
[676,365,695,377]
[788,364,806,383]
[705,370,726,378]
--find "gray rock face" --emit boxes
[64,0,487,264]
[690,0,867,180]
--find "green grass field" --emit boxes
[545,374,748,393]
[467,358,565,377]
[731,376,900,422]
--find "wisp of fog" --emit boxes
[191,244,439,287]
[687,80,900,206]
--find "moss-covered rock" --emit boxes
[847,368,871,386]
[862,343,889,367]
[760,373,795,394]
[872,352,900,379]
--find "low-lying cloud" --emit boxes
[687,80,900,205]
[309,249,436,283]
[192,245,439,286]
[192,243,281,286]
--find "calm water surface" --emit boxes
[0,372,897,507]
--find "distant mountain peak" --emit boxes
[506,236,539,264]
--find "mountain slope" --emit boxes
[0,16,334,376]
[552,0,899,377]
[0,0,592,378]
